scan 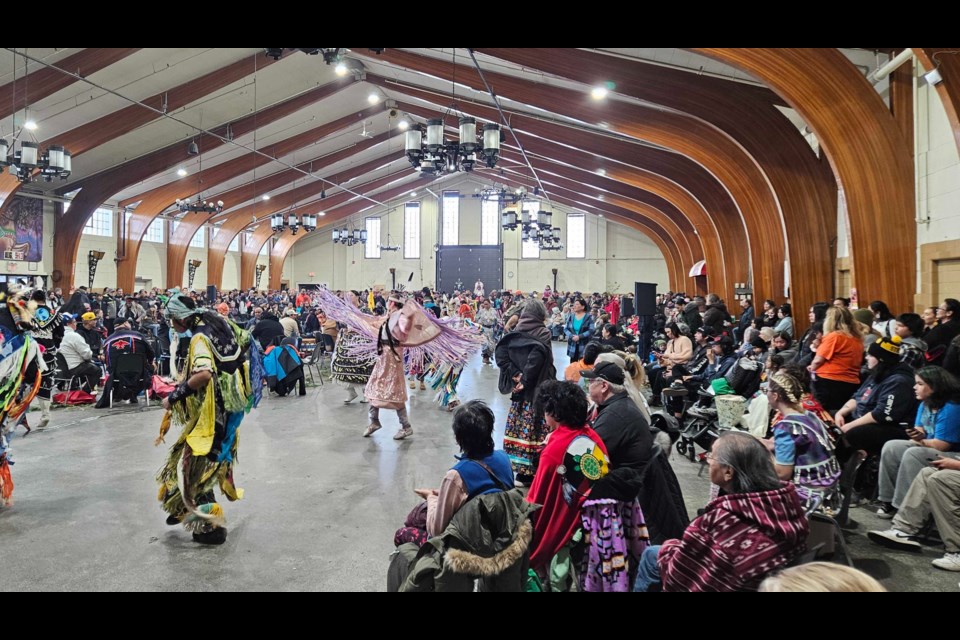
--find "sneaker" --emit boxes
[37,416,50,430]
[393,426,413,440]
[192,528,227,545]
[932,553,960,571]
[876,503,897,519]
[867,528,922,551]
[363,423,382,437]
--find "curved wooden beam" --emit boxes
[52,77,354,291]
[915,48,960,153]
[355,49,782,304]
[695,48,915,314]
[480,47,836,329]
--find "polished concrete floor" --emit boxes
[2,344,958,591]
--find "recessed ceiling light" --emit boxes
[177,168,188,177]
[597,194,605,201]
[598,214,604,218]
[597,168,606,176]
[262,195,270,201]
[334,62,348,76]
[410,191,417,197]
[367,92,380,104]
[318,211,326,216]
[590,86,608,101]
[24,119,38,131]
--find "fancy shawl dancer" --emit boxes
[0,284,47,507]
[316,288,482,440]
[329,291,376,404]
[155,291,262,545]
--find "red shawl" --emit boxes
[526,425,609,570]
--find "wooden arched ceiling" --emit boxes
[695,48,915,313]
[51,76,354,290]
[915,48,960,152]
[239,170,417,287]
[120,97,379,290]
[0,52,274,213]
[200,153,406,288]
[479,48,836,328]
[381,84,741,299]
[490,172,685,292]
[353,49,785,305]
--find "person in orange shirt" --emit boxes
[565,342,602,392]
[808,306,864,414]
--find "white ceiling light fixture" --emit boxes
[590,85,609,100]
[367,92,381,104]
[177,168,188,177]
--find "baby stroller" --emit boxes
[661,385,722,462]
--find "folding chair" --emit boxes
[302,343,325,387]
[109,352,149,408]
[50,352,79,406]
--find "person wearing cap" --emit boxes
[583,360,654,503]
[279,308,300,339]
[59,313,101,394]
[834,334,918,456]
[77,311,105,362]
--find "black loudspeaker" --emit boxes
[207,285,218,304]
[634,282,658,316]
[620,295,635,318]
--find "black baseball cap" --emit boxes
[580,361,626,385]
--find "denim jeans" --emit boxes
[633,545,662,592]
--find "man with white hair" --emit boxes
[60,314,101,393]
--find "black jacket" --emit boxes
[303,313,321,334]
[702,303,729,335]
[637,447,690,545]
[852,363,918,425]
[737,305,755,340]
[926,321,960,367]
[682,302,702,333]
[77,324,104,357]
[251,313,285,350]
[495,331,555,403]
[589,391,653,502]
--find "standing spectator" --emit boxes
[564,297,595,363]
[735,298,755,344]
[808,306,863,414]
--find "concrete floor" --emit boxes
[2,343,958,591]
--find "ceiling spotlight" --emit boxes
[367,92,380,104]
[177,168,188,177]
[187,141,199,155]
[334,62,348,76]
[590,86,608,100]
[398,119,409,130]
[262,194,270,201]
[265,48,285,61]
[24,120,38,132]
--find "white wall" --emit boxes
[917,78,960,245]
[286,176,669,294]
[222,252,240,291]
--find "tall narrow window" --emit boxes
[144,218,164,243]
[441,191,459,245]
[404,202,421,259]
[521,206,540,259]
[189,227,205,248]
[244,231,253,248]
[228,235,240,252]
[481,199,500,245]
[260,240,269,256]
[566,213,585,258]
[82,207,113,237]
[365,217,381,259]
[170,219,180,235]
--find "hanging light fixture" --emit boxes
[271,210,317,235]
[331,225,367,246]
[0,51,72,183]
[404,117,500,175]
[175,135,224,214]
[499,197,563,251]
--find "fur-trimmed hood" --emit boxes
[445,520,532,576]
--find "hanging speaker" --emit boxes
[634,282,657,316]
[207,285,218,304]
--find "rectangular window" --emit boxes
[260,239,269,256]
[521,206,540,259]
[82,207,113,237]
[229,235,240,252]
[365,217,381,259]
[404,202,421,259]
[566,213,585,258]
[244,231,253,248]
[441,191,459,245]
[190,226,205,248]
[144,218,164,243]
[481,199,500,245]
